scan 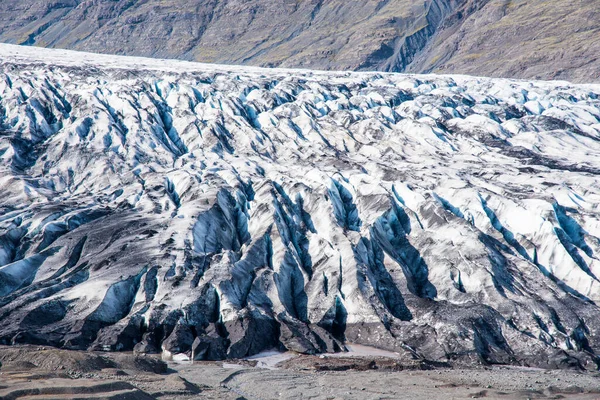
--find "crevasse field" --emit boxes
[1,44,600,369]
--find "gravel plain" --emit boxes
[1,346,600,400]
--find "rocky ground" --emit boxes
[1,345,600,399]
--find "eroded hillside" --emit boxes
[0,0,597,82]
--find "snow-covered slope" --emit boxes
[1,44,600,368]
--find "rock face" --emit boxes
[1,44,600,368]
[0,0,598,83]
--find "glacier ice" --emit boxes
[0,44,600,369]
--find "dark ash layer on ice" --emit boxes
[1,45,600,370]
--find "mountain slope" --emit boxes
[408,0,600,82]
[0,0,459,71]
[0,0,598,82]
[1,44,600,368]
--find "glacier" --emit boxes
[1,44,600,369]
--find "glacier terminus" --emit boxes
[1,44,600,370]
